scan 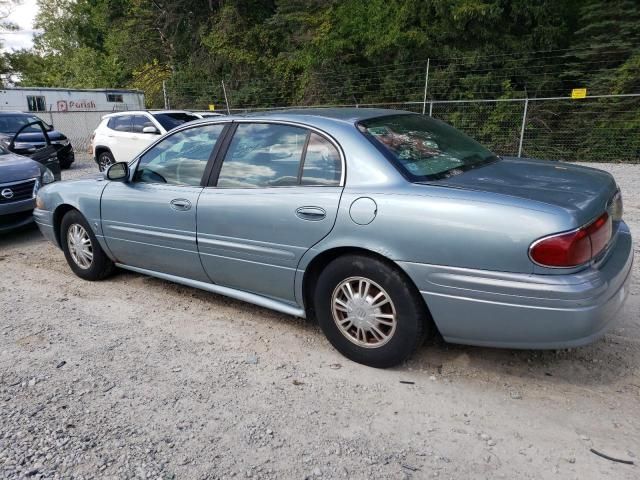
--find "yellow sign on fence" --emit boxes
[208,104,216,111]
[571,88,587,99]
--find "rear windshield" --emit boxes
[152,112,200,131]
[358,114,498,181]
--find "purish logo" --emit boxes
[57,100,68,112]
[69,100,96,110]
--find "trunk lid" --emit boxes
[428,157,617,227]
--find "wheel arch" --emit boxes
[301,246,434,327]
[52,204,79,248]
[94,145,112,156]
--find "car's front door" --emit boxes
[101,123,227,281]
[10,121,60,180]
[197,122,344,302]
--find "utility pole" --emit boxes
[221,80,231,114]
[162,81,169,109]
[422,58,430,115]
[518,98,529,157]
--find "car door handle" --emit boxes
[170,198,192,211]
[296,206,326,221]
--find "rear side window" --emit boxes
[108,115,133,132]
[301,133,341,186]
[217,123,307,188]
[216,123,342,188]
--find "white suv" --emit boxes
[90,110,200,170]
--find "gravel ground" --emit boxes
[0,156,639,479]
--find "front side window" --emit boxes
[27,96,46,112]
[135,124,225,186]
[108,115,133,132]
[217,123,307,188]
[152,112,200,131]
[358,114,498,181]
[131,115,154,133]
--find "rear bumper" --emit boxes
[399,222,634,349]
[0,199,35,232]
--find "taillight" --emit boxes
[529,212,612,268]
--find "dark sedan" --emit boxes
[0,112,75,169]
[0,146,57,232]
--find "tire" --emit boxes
[60,210,115,281]
[97,151,115,172]
[60,159,72,170]
[314,254,430,368]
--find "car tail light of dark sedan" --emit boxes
[529,212,612,268]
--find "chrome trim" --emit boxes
[115,263,306,318]
[126,118,347,187]
[0,177,39,188]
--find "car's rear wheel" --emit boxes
[314,254,430,368]
[61,210,115,280]
[97,151,115,172]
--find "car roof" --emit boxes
[0,111,37,116]
[102,110,195,118]
[234,107,413,124]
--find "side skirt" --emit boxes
[115,263,306,318]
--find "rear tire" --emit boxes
[97,151,115,172]
[60,210,115,281]
[314,254,430,368]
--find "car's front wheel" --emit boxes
[97,151,115,172]
[314,254,430,368]
[60,210,115,280]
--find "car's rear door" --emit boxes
[196,121,344,302]
[101,123,227,281]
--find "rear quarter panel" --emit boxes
[298,184,574,274]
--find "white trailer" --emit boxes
[0,87,145,112]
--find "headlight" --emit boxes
[14,142,37,150]
[42,167,55,184]
[52,139,70,146]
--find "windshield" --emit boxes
[152,112,200,131]
[0,114,49,134]
[358,114,498,181]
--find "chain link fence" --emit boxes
[37,110,109,152]
[20,95,639,163]
[224,94,640,162]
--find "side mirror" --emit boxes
[142,126,160,134]
[105,162,129,182]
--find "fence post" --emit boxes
[422,58,430,115]
[221,80,231,114]
[429,101,434,117]
[518,98,529,157]
[162,81,169,109]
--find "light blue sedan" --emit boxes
[34,109,633,367]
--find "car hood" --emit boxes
[429,156,617,226]
[0,153,43,183]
